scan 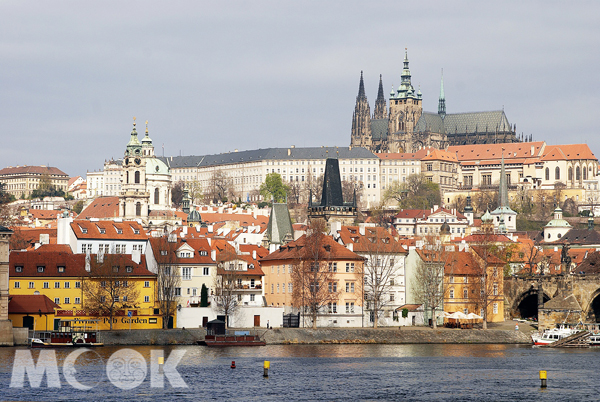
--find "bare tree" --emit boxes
[361,229,404,328]
[412,235,452,329]
[209,169,232,203]
[305,172,323,204]
[291,219,342,329]
[287,181,302,205]
[214,249,243,328]
[154,236,181,329]
[83,254,140,330]
[187,179,203,205]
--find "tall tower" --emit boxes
[120,117,149,220]
[373,74,387,119]
[350,71,372,149]
[438,69,446,119]
[387,49,423,152]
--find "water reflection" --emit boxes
[1,344,600,401]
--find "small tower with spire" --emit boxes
[438,69,446,119]
[490,147,517,232]
[373,74,387,119]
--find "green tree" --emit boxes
[30,173,65,198]
[260,173,289,203]
[73,200,85,214]
[384,174,441,209]
[200,284,209,307]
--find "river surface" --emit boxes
[0,344,598,401]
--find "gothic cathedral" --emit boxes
[351,50,522,153]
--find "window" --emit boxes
[64,297,70,304]
[250,294,255,302]
[328,282,337,293]
[14,282,20,289]
[75,297,81,304]
[160,250,168,256]
[346,282,355,293]
[346,263,355,273]
[54,282,60,289]
[328,262,337,272]
[482,174,492,186]
[271,284,274,294]
[449,289,454,299]
[277,283,280,293]
[346,302,355,313]
[182,267,192,280]
[555,166,560,180]
[144,296,150,303]
[15,265,23,273]
[144,281,150,288]
[493,303,498,314]
[493,283,499,296]
[58,266,65,273]
[112,266,119,273]
[75,281,81,289]
[122,281,128,287]
[175,288,181,296]
[37,266,45,273]
[203,267,209,276]
[545,167,550,181]
[43,282,49,289]
[288,283,293,293]
[390,294,395,301]
[55,297,60,304]
[328,302,337,313]
[463,288,468,298]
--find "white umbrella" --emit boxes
[442,311,452,318]
[448,311,468,320]
[466,312,482,320]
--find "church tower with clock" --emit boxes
[119,118,173,225]
[120,117,150,220]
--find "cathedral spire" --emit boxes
[373,74,387,119]
[438,69,446,118]
[357,70,366,100]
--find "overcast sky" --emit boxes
[1,1,599,177]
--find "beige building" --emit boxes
[86,159,122,198]
[0,166,69,198]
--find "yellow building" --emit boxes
[261,233,365,327]
[9,244,163,331]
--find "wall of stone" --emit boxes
[99,328,204,345]
[262,327,532,345]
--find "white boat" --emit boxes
[531,325,579,345]
[587,334,600,346]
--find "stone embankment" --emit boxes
[99,328,204,345]
[95,327,531,346]
[262,327,532,345]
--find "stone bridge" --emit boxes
[504,275,600,329]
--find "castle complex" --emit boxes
[350,51,522,153]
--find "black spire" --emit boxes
[320,159,344,207]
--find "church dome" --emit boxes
[145,158,170,175]
[188,208,201,223]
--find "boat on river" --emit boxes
[30,330,104,348]
[531,325,580,346]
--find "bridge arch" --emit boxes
[583,288,600,323]
[512,288,551,320]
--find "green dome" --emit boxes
[145,158,170,175]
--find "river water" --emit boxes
[0,344,598,401]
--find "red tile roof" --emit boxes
[395,207,466,220]
[337,226,407,254]
[0,165,69,177]
[541,144,597,161]
[261,233,365,262]
[71,220,147,240]
[9,295,61,314]
[447,142,545,162]
[78,197,120,219]
[148,237,215,265]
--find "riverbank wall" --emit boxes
[96,327,531,346]
[262,328,532,345]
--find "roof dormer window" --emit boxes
[37,266,45,273]
[15,266,23,273]
[58,266,65,273]
[99,228,106,234]
[82,228,88,234]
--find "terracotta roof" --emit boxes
[68,176,82,187]
[540,144,597,161]
[395,207,466,220]
[29,209,65,220]
[8,295,61,314]
[470,246,506,265]
[447,142,545,162]
[454,233,513,243]
[416,249,481,275]
[420,148,458,162]
[337,226,407,254]
[78,197,120,219]
[71,220,147,240]
[261,233,365,262]
[148,237,215,265]
[0,165,69,177]
[8,227,57,250]
[395,304,422,312]
[377,147,432,161]
[201,212,268,227]
[576,251,600,274]
[10,250,153,277]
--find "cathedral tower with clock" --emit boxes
[120,118,172,224]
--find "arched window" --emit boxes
[583,166,587,180]
[545,167,550,181]
[126,171,129,184]
[135,171,140,184]
[576,166,581,181]
[555,166,560,180]
[135,202,141,216]
[154,188,159,204]
[568,167,573,181]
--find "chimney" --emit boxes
[252,250,257,260]
[207,238,212,246]
[208,225,213,233]
[346,243,353,252]
[85,255,91,272]
[182,226,188,235]
[132,250,141,264]
[211,249,216,261]
[287,149,291,156]
[359,223,365,236]
[531,145,534,156]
